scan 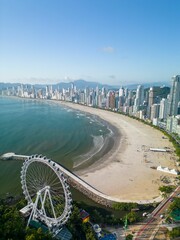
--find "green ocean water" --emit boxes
[0,97,111,197]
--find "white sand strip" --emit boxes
[55,101,179,201]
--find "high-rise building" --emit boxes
[84,87,90,104]
[102,87,106,97]
[148,87,155,107]
[118,87,124,108]
[147,87,156,119]
[124,88,128,98]
[136,85,144,106]
[151,104,160,120]
[45,85,49,98]
[126,90,133,107]
[119,87,124,97]
[159,98,168,120]
[168,75,180,116]
[166,115,180,136]
[109,91,115,109]
[133,85,144,113]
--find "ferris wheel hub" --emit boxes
[37,185,50,194]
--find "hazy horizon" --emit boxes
[0,78,171,87]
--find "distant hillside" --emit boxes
[144,86,170,99]
[0,79,170,91]
[0,82,20,89]
[55,79,116,90]
[126,81,170,90]
[55,80,170,90]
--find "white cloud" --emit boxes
[102,46,115,53]
[64,76,73,82]
[109,75,116,79]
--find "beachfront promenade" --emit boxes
[0,153,163,206]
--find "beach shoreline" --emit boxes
[48,98,122,171]
[2,96,178,201]
[56,101,179,201]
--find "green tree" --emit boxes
[126,234,133,240]
[25,228,53,240]
[159,186,175,194]
[112,202,138,211]
[169,198,180,212]
[0,204,25,240]
[84,225,96,240]
[0,199,54,240]
[26,234,36,240]
[126,212,139,223]
[91,209,103,223]
[168,227,180,239]
[67,205,87,239]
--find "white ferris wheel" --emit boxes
[20,155,72,231]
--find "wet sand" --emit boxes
[56,101,179,201]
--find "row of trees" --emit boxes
[159,185,176,195]
[168,198,180,239]
[0,196,146,239]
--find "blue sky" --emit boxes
[0,0,180,85]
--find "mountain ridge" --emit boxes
[0,79,170,90]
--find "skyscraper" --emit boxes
[147,87,155,119]
[151,104,160,120]
[168,75,180,116]
[159,98,168,120]
[148,87,155,107]
[133,85,144,113]
[118,87,124,107]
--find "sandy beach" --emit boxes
[58,101,178,201]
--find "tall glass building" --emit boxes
[168,75,180,116]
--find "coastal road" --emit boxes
[134,186,180,239]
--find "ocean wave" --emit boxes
[66,109,73,112]
[76,112,85,116]
[107,126,114,137]
[73,135,104,168]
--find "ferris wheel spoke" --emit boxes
[50,190,64,199]
[50,185,64,193]
[27,177,42,190]
[27,166,42,186]
[50,188,64,195]
[46,167,58,181]
[50,186,64,195]
[50,191,65,199]
[40,165,57,186]
[47,173,63,187]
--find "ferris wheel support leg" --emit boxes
[40,189,48,218]
[47,189,57,220]
[27,193,40,226]
[27,208,34,227]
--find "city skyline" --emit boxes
[1,74,180,136]
[1,0,180,84]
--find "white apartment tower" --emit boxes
[119,87,124,97]
[169,75,180,116]
[151,104,160,120]
[134,85,144,113]
[159,98,168,119]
